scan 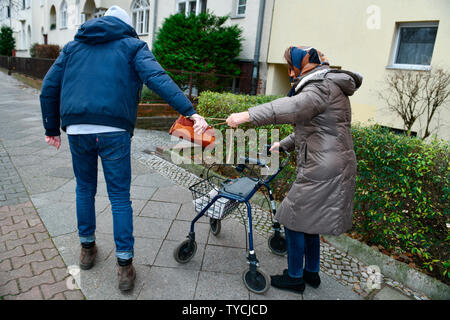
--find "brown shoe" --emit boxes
[118,263,136,291]
[79,244,97,270]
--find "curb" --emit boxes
[159,145,450,300]
[323,234,450,300]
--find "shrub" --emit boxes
[351,124,449,282]
[196,91,450,283]
[0,26,16,56]
[153,12,243,90]
[29,44,60,59]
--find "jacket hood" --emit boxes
[325,70,363,96]
[294,66,363,96]
[75,16,137,44]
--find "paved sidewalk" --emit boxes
[0,70,420,300]
[0,141,84,299]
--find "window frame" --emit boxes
[131,0,150,35]
[177,0,207,16]
[236,0,247,17]
[388,21,439,71]
[60,1,68,29]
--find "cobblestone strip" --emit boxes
[0,142,84,300]
[130,137,430,300]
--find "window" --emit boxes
[390,22,438,70]
[76,0,82,25]
[237,0,246,16]
[27,25,31,49]
[60,1,67,28]
[49,5,56,30]
[93,9,105,19]
[177,0,207,15]
[131,0,150,35]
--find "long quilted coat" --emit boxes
[248,66,362,235]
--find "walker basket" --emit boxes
[189,176,239,220]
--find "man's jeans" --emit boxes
[68,132,134,260]
[285,227,320,278]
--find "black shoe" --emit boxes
[270,269,305,294]
[303,269,321,288]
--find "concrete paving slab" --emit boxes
[154,239,206,271]
[137,266,198,300]
[140,200,181,220]
[130,185,158,200]
[253,243,288,276]
[132,173,175,188]
[133,216,172,239]
[37,201,78,237]
[57,179,76,193]
[194,271,250,300]
[21,174,70,195]
[151,185,193,203]
[130,158,155,175]
[166,220,211,244]
[175,202,209,224]
[302,273,362,300]
[48,166,75,179]
[30,190,68,209]
[133,236,163,266]
[202,245,248,274]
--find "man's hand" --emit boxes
[269,142,281,153]
[190,114,209,134]
[45,136,61,150]
[226,112,250,128]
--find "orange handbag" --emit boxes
[169,116,216,148]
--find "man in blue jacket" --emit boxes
[40,6,208,291]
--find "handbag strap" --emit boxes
[185,116,228,127]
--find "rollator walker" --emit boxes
[173,145,291,294]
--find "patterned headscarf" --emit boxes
[284,46,329,81]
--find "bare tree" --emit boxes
[379,68,450,139]
[420,69,450,139]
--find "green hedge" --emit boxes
[196,91,450,284]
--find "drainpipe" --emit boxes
[251,0,266,95]
[151,0,158,49]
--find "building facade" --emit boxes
[1,0,448,139]
[264,0,450,140]
[0,0,274,93]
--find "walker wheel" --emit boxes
[268,233,287,256]
[174,239,197,264]
[209,218,221,236]
[242,268,270,294]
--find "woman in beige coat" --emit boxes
[227,46,362,294]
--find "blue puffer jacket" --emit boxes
[40,16,196,136]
